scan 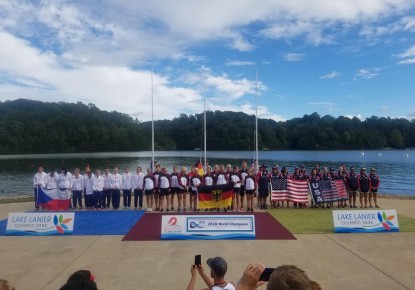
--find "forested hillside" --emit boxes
[0,99,414,154]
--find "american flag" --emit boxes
[271,178,309,203]
[310,180,348,203]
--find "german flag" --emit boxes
[198,183,233,209]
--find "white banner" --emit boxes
[333,209,399,233]
[161,215,255,240]
[6,212,75,236]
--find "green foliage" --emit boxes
[0,99,414,154]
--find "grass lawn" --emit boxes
[268,208,415,234]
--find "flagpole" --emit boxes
[151,69,155,171]
[255,70,259,174]
[203,77,207,170]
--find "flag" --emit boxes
[37,186,71,210]
[196,159,205,176]
[197,183,233,209]
[271,178,309,203]
[309,180,348,203]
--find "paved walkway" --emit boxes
[0,198,414,290]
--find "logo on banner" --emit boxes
[164,216,183,233]
[6,212,75,235]
[212,190,222,202]
[333,210,399,233]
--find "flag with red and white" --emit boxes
[309,180,348,203]
[271,178,309,203]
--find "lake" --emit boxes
[0,150,414,198]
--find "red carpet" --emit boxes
[122,212,296,241]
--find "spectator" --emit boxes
[0,279,14,290]
[59,270,98,290]
[186,256,236,290]
[236,263,321,290]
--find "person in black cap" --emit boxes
[256,164,270,210]
[186,256,235,290]
[369,168,380,208]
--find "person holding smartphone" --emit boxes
[186,256,236,290]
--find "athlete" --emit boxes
[369,168,380,208]
[203,166,215,211]
[143,168,155,212]
[337,165,349,208]
[239,161,249,210]
[256,164,269,210]
[178,167,188,212]
[84,171,94,210]
[102,167,112,209]
[170,166,180,211]
[229,166,242,211]
[110,167,122,210]
[291,167,302,208]
[159,167,171,212]
[244,168,256,212]
[33,166,48,210]
[153,164,162,211]
[216,165,228,185]
[83,165,94,205]
[92,169,104,210]
[269,166,279,209]
[309,168,321,208]
[121,166,132,209]
[358,168,371,208]
[71,168,84,209]
[58,167,72,210]
[132,166,144,210]
[279,166,290,208]
[190,167,203,211]
[320,167,332,208]
[347,167,359,208]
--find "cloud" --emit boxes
[309,102,338,112]
[354,68,381,79]
[320,71,340,79]
[225,60,255,66]
[396,44,415,64]
[283,53,304,62]
[378,105,389,112]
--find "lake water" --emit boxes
[0,150,414,198]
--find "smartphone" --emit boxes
[194,254,201,266]
[259,268,274,281]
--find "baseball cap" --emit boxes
[371,168,376,171]
[207,257,227,277]
[272,166,278,170]
[361,167,366,171]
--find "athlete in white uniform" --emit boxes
[33,166,48,210]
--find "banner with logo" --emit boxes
[333,210,399,233]
[6,212,75,236]
[161,215,255,240]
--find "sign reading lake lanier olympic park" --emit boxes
[333,210,399,233]
[161,215,255,240]
[6,212,75,236]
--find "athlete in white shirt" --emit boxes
[92,170,104,210]
[45,170,58,190]
[84,171,94,209]
[33,166,48,210]
[132,166,144,209]
[71,168,84,209]
[111,167,122,209]
[121,166,132,209]
[102,167,112,209]
[58,167,72,210]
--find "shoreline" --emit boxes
[1,192,414,204]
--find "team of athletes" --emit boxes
[32,161,380,212]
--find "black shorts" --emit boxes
[178,188,186,194]
[371,189,378,193]
[144,189,154,196]
[160,188,170,196]
[245,189,254,195]
[191,189,197,195]
[258,187,269,197]
[170,187,179,194]
[233,188,240,194]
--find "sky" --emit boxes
[0,0,415,122]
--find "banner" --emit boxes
[161,215,255,240]
[271,178,309,203]
[37,186,71,210]
[333,210,399,233]
[6,212,75,235]
[309,180,347,203]
[197,183,234,209]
